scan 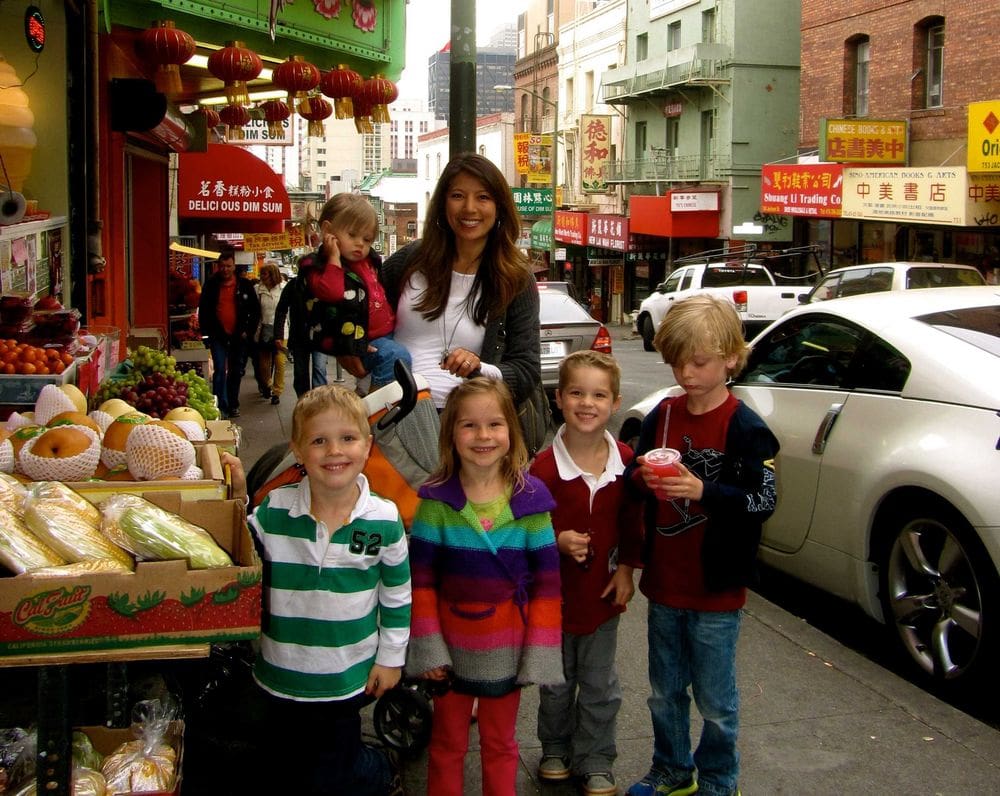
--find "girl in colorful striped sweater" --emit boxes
[406,377,564,795]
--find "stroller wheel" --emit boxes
[373,686,433,757]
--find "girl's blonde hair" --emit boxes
[259,262,281,288]
[405,153,530,324]
[428,378,528,490]
[318,192,378,237]
[652,294,750,376]
[291,385,370,446]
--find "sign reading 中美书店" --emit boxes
[820,119,908,165]
[841,167,965,225]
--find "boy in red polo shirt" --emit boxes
[529,350,642,796]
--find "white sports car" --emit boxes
[618,286,1000,688]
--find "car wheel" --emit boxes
[878,501,1000,688]
[641,315,656,352]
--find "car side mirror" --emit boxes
[798,293,810,304]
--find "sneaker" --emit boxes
[270,394,280,405]
[583,771,618,795]
[384,748,405,796]
[538,754,571,781]
[228,408,240,419]
[626,771,697,796]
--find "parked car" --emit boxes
[636,245,819,349]
[800,261,985,304]
[538,285,611,399]
[618,286,1000,689]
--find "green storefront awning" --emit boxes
[531,219,553,251]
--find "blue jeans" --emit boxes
[361,334,411,387]
[290,347,328,397]
[646,603,741,796]
[208,335,247,415]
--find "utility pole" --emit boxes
[449,0,476,156]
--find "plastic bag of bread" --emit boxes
[23,482,133,571]
[99,493,232,569]
[101,699,178,794]
[0,504,66,574]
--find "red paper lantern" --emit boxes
[320,65,362,119]
[207,41,263,107]
[272,56,320,115]
[136,20,195,98]
[298,95,332,138]
[218,103,251,141]
[352,94,373,135]
[259,99,291,138]
[201,107,221,129]
[361,74,398,124]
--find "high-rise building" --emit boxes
[427,42,517,122]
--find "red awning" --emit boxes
[178,144,291,234]
[629,194,719,238]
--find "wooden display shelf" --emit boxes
[0,642,211,668]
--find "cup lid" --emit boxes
[646,447,681,465]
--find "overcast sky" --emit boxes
[396,0,528,99]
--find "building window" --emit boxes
[668,21,681,51]
[420,120,428,133]
[666,117,680,157]
[542,86,553,118]
[635,121,647,159]
[584,72,593,111]
[925,23,944,107]
[547,0,554,34]
[702,9,716,43]
[566,76,574,113]
[636,33,648,62]
[848,36,870,117]
[518,12,526,59]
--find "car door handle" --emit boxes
[812,403,843,454]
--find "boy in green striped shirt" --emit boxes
[225,385,410,795]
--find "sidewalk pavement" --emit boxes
[228,365,1000,795]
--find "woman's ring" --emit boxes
[463,360,471,368]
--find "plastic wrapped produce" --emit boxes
[21,558,131,577]
[99,493,232,569]
[23,481,133,571]
[0,503,66,574]
[72,731,104,772]
[0,471,26,511]
[101,699,178,794]
[12,767,107,796]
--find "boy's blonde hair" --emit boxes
[291,385,370,445]
[653,294,750,376]
[428,378,528,490]
[558,350,622,398]
[318,193,377,237]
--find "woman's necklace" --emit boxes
[440,303,463,361]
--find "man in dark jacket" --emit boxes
[198,248,261,418]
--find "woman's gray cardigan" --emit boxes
[380,243,541,405]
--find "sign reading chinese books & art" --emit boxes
[580,114,612,193]
[760,163,843,217]
[820,119,908,165]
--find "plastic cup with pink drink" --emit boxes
[645,448,682,498]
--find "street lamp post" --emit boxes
[495,84,559,279]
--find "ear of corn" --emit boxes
[0,504,66,574]
[24,482,134,571]
[100,493,232,569]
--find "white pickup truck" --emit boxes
[636,247,819,350]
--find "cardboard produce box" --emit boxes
[0,494,261,658]
[200,419,239,453]
[66,444,227,503]
[80,720,184,795]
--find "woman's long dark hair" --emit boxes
[405,153,530,324]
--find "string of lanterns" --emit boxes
[133,21,398,141]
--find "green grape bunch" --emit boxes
[95,345,220,420]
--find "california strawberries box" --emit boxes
[0,494,261,657]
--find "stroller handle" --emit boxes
[376,359,420,430]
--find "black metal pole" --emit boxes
[449,0,476,157]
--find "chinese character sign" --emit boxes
[526,134,554,186]
[514,133,532,175]
[821,119,908,165]
[842,167,967,225]
[512,187,554,215]
[760,164,843,217]
[580,114,612,193]
[967,100,1000,173]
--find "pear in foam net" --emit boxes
[20,425,102,482]
[126,423,196,480]
[101,412,150,469]
[33,384,77,426]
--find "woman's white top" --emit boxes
[393,270,502,407]
[256,282,286,336]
